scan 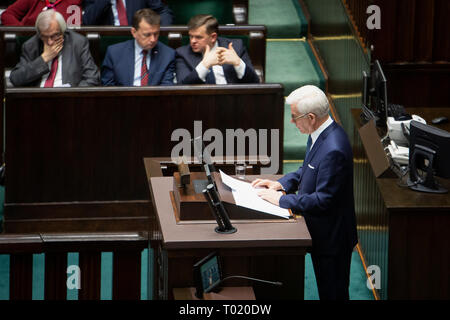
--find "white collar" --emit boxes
[134,40,146,56]
[310,116,333,147]
[210,40,219,52]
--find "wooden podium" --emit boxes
[171,171,295,221]
[144,159,312,300]
[173,287,256,300]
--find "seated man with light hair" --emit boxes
[10,9,100,87]
[252,85,358,300]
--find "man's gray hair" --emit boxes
[35,9,67,34]
[286,85,329,118]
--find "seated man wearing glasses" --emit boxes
[10,9,100,87]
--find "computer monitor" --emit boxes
[408,120,450,193]
[361,60,388,127]
[193,252,222,299]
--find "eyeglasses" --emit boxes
[40,32,62,41]
[291,113,310,121]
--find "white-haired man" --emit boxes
[10,9,100,87]
[252,85,358,300]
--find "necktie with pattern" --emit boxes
[141,50,149,86]
[304,135,312,160]
[44,57,58,88]
[116,0,128,26]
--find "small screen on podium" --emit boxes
[201,255,221,292]
[193,252,222,298]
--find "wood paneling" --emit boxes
[3,85,284,232]
[345,0,450,63]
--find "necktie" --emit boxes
[116,0,128,26]
[304,135,312,160]
[141,50,149,86]
[44,57,58,88]
[205,67,216,84]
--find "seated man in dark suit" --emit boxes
[82,0,173,26]
[101,8,175,86]
[175,14,260,85]
[10,9,100,87]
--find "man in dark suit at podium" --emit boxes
[252,85,358,300]
[175,14,259,85]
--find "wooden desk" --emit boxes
[146,167,312,300]
[352,108,450,299]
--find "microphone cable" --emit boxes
[205,275,282,293]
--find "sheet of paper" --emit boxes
[219,170,290,219]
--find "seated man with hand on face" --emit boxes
[10,9,100,87]
[101,8,175,86]
[175,14,260,85]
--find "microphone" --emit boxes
[204,275,282,293]
[203,184,237,234]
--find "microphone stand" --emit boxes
[202,184,237,234]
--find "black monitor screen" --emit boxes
[193,252,222,298]
[371,60,388,125]
[361,60,388,127]
[200,255,221,293]
[408,120,450,193]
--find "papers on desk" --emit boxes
[219,170,290,219]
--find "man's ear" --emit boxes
[131,27,137,39]
[210,32,218,43]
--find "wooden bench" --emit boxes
[0,25,266,163]
[0,24,266,84]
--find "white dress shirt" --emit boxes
[195,41,246,84]
[40,54,64,87]
[310,116,334,149]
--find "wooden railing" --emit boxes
[0,232,150,300]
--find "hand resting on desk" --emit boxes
[251,179,282,190]
[251,179,283,206]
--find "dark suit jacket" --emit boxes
[175,37,260,85]
[10,29,100,87]
[101,40,175,86]
[82,0,173,26]
[278,121,358,256]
